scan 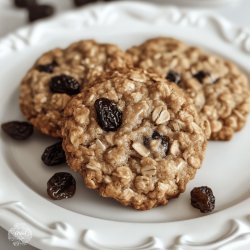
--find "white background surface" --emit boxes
[0,0,250,249]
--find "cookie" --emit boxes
[61,68,209,210]
[127,37,250,140]
[20,40,131,137]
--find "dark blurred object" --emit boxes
[28,4,55,22]
[1,121,33,140]
[14,0,37,8]
[14,0,115,24]
[73,0,98,7]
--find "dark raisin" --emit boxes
[50,74,80,95]
[143,137,150,147]
[191,186,215,213]
[73,0,98,6]
[42,142,66,166]
[37,61,58,73]
[14,0,37,8]
[166,70,181,84]
[152,130,161,140]
[193,71,209,83]
[161,136,169,154]
[1,121,33,140]
[47,172,76,200]
[28,4,55,22]
[95,98,122,132]
[151,131,170,155]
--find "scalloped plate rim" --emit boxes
[0,2,250,250]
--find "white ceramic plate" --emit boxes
[0,2,250,250]
[163,0,242,7]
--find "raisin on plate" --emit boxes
[42,142,66,166]
[1,121,33,140]
[14,0,37,8]
[47,172,76,200]
[73,0,98,7]
[191,186,215,213]
[28,4,55,22]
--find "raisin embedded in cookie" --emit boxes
[126,37,250,140]
[20,40,132,137]
[61,68,209,210]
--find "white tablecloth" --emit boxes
[0,0,249,249]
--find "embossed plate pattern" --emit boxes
[165,0,241,7]
[0,2,250,249]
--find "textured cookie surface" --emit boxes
[127,37,250,140]
[20,40,131,137]
[62,68,208,210]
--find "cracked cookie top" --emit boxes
[62,68,209,210]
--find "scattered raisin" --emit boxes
[42,142,66,166]
[28,4,55,22]
[37,61,58,73]
[1,121,33,140]
[191,186,215,213]
[50,74,80,95]
[95,98,122,132]
[14,0,37,8]
[193,71,209,83]
[47,172,76,200]
[166,70,181,84]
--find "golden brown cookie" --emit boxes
[62,68,209,210]
[20,40,131,137]
[127,37,250,140]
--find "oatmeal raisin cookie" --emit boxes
[62,68,209,210]
[127,37,250,140]
[20,40,131,137]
